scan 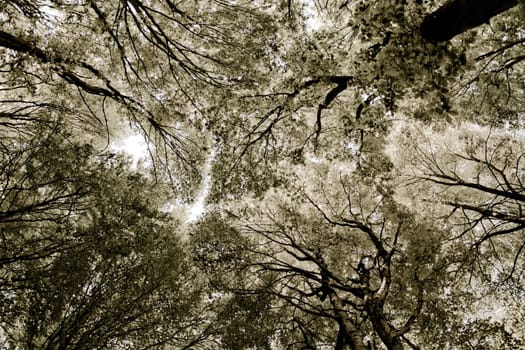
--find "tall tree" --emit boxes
[394,122,525,287]
[0,0,277,198]
[0,127,213,349]
[194,152,517,348]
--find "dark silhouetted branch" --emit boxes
[420,0,518,42]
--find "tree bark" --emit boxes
[369,304,405,350]
[328,289,368,350]
[0,30,50,62]
[420,0,518,42]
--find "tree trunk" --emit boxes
[420,0,518,42]
[369,305,405,350]
[0,31,52,63]
[328,289,368,350]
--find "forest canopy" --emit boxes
[1,0,524,349]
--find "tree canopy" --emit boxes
[1,0,524,349]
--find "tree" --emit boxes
[195,124,525,348]
[388,121,525,347]
[0,0,277,198]
[0,126,213,349]
[394,122,525,287]
[195,155,490,348]
[0,125,94,271]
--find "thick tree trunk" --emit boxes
[420,0,518,42]
[369,305,405,350]
[0,31,50,62]
[328,289,368,350]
